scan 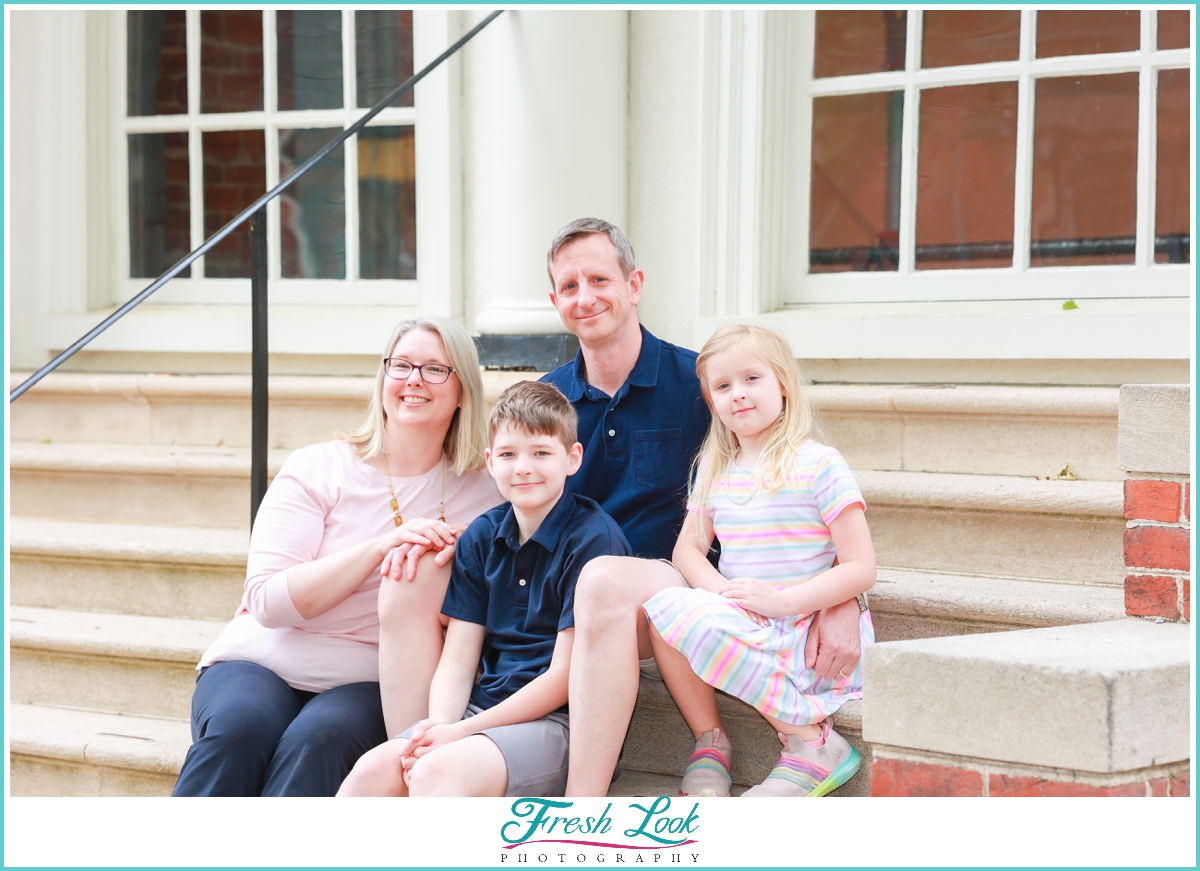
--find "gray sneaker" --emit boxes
[742,721,860,798]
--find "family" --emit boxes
[171,218,876,799]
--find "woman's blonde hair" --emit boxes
[689,324,819,505]
[344,316,488,474]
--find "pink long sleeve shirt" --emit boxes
[198,439,503,691]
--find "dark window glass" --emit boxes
[810,92,903,272]
[201,10,263,113]
[203,130,266,277]
[280,128,346,279]
[127,10,188,116]
[916,82,1018,270]
[814,11,906,79]
[1155,69,1190,264]
[1036,10,1140,59]
[1158,10,1190,50]
[1030,74,1139,267]
[277,11,343,111]
[356,11,414,109]
[129,132,191,278]
[921,11,1021,68]
[359,126,416,279]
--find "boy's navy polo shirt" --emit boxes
[441,491,631,713]
[542,326,711,560]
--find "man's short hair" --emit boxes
[545,217,637,286]
[488,381,579,449]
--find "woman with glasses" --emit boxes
[174,317,503,796]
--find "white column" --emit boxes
[463,10,628,335]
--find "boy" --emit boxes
[338,381,630,796]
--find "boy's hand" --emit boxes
[719,577,787,621]
[398,718,467,766]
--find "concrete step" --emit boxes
[12,373,1119,480]
[9,370,530,449]
[622,679,868,796]
[9,703,187,797]
[10,517,247,620]
[860,470,1125,585]
[9,441,288,529]
[9,606,221,719]
[813,384,1119,481]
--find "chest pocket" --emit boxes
[634,427,687,491]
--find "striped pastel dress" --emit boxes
[644,441,874,726]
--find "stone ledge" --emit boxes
[10,517,249,566]
[858,469,1122,518]
[10,606,223,664]
[810,384,1119,418]
[862,619,1190,773]
[9,703,189,775]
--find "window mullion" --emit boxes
[897,10,920,274]
[1010,10,1037,273]
[1135,11,1155,270]
[344,9,359,282]
[186,9,204,275]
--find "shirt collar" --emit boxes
[563,325,662,400]
[494,490,576,553]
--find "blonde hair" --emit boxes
[689,325,819,505]
[488,381,578,449]
[343,316,488,474]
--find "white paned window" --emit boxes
[118,8,422,306]
[785,9,1192,304]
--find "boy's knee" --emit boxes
[378,554,449,623]
[405,752,460,797]
[338,742,404,796]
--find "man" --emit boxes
[540,217,865,796]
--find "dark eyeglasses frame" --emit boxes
[383,357,457,384]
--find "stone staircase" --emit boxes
[7,372,1127,796]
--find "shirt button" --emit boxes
[608,429,616,436]
[519,579,527,586]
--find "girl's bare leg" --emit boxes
[648,622,722,739]
[377,553,453,737]
[763,711,822,742]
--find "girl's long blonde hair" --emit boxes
[343,316,488,475]
[689,325,819,506]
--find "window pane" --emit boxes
[356,11,414,109]
[917,83,1018,270]
[921,11,1020,69]
[277,11,343,111]
[1030,74,1138,267]
[129,133,191,278]
[814,11,906,79]
[810,92,903,273]
[358,127,416,279]
[280,129,346,279]
[1158,10,1190,50]
[127,11,187,116]
[203,130,266,278]
[1156,69,1190,264]
[1036,10,1139,59]
[201,10,263,113]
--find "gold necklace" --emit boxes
[381,453,446,525]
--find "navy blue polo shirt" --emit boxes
[542,326,711,560]
[441,491,631,712]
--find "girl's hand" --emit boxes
[719,577,788,619]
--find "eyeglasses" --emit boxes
[383,357,456,384]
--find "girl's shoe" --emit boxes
[743,720,860,797]
[679,728,732,797]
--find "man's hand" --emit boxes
[804,596,861,681]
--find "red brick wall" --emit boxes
[870,757,1191,797]
[1124,477,1191,621]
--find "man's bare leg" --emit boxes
[565,556,686,796]
[377,554,453,738]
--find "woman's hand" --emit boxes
[719,577,788,621]
[380,519,462,582]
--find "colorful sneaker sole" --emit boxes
[805,746,861,798]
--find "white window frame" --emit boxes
[784,8,1192,305]
[112,8,444,309]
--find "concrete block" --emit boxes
[1118,384,1191,475]
[863,620,1191,773]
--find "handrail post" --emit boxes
[249,209,269,528]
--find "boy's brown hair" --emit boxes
[488,381,578,449]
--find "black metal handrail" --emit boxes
[10,10,504,526]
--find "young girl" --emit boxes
[643,324,875,798]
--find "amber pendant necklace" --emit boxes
[382,452,446,525]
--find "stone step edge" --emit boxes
[9,703,188,775]
[9,517,248,565]
[11,441,1122,517]
[9,606,224,663]
[12,371,1118,418]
